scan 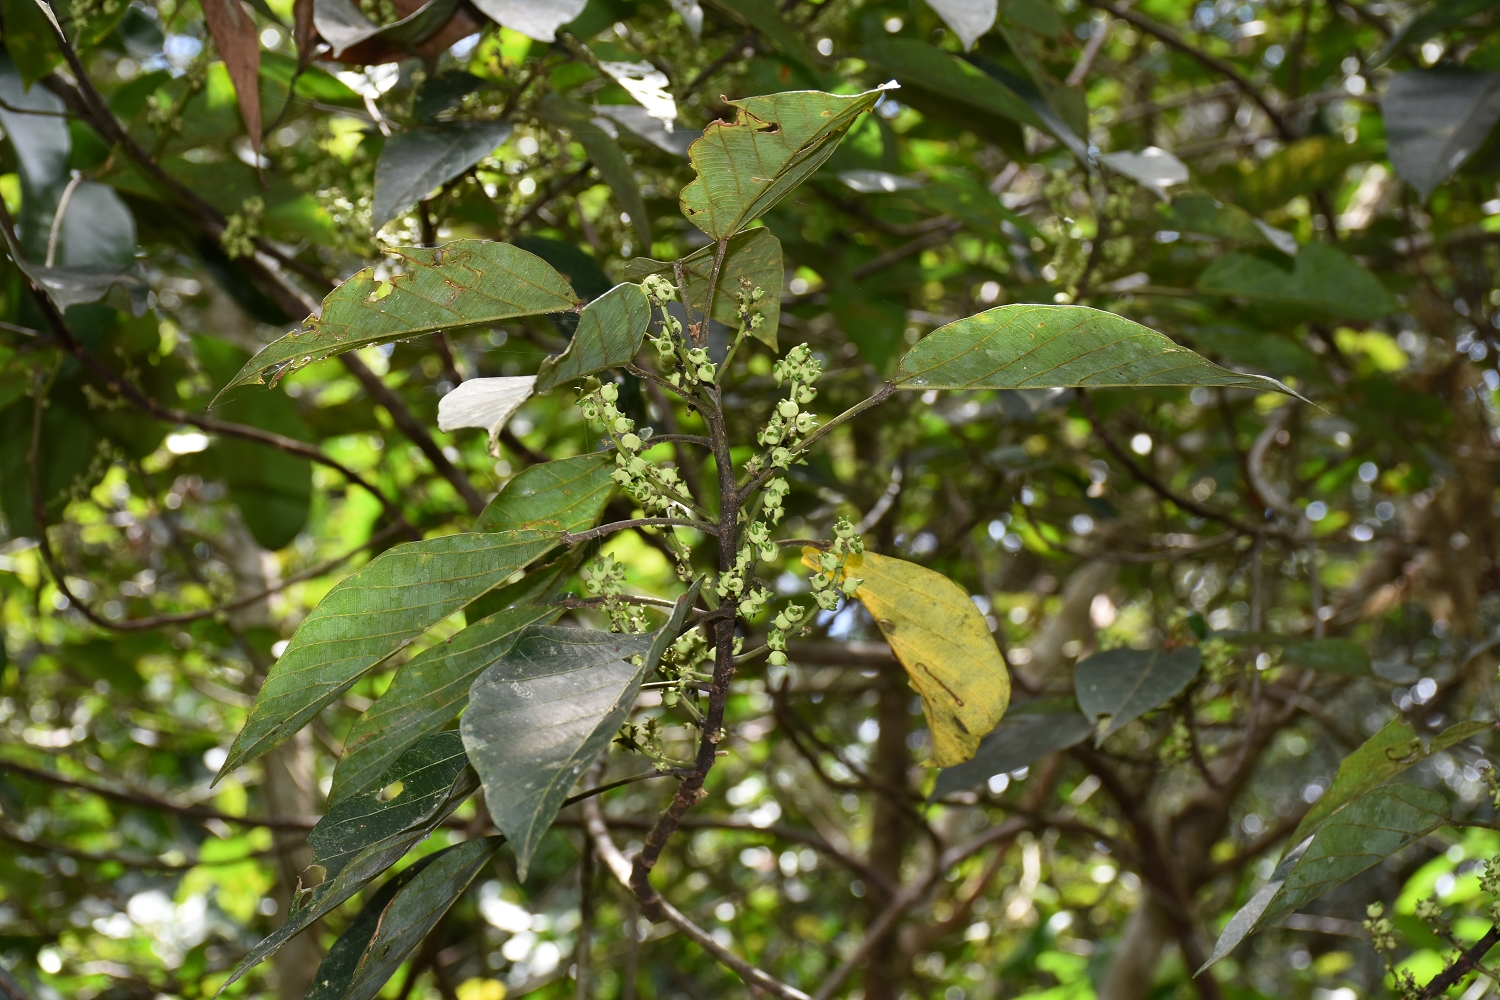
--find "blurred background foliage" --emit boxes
[1,0,1500,997]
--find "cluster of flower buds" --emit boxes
[758,344,822,468]
[809,517,864,611]
[761,477,790,525]
[582,553,647,633]
[1483,856,1500,922]
[734,278,767,337]
[577,381,690,515]
[766,602,808,666]
[642,274,717,389]
[715,536,774,618]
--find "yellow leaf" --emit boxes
[802,548,1009,765]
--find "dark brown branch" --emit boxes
[1420,926,1500,999]
[561,516,715,544]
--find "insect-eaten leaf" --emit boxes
[437,376,536,450]
[679,87,895,239]
[534,282,653,391]
[328,606,558,806]
[218,529,559,777]
[1202,784,1450,969]
[1074,646,1201,744]
[895,304,1299,396]
[932,701,1092,797]
[215,241,579,397]
[807,549,1009,766]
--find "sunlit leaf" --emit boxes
[437,376,536,446]
[215,242,579,396]
[475,453,616,533]
[1099,147,1189,199]
[219,530,560,776]
[1075,646,1201,743]
[925,0,996,49]
[469,0,585,40]
[894,305,1298,394]
[534,282,653,391]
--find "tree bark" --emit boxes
[863,672,912,1000]
[1097,898,1173,1000]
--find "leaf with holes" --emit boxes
[327,607,557,806]
[1074,646,1201,743]
[1203,784,1450,969]
[894,304,1299,394]
[1289,718,1489,846]
[215,242,579,397]
[1382,68,1500,201]
[932,702,1092,797]
[623,227,783,349]
[475,453,616,534]
[372,121,514,230]
[218,530,559,776]
[807,549,1010,766]
[679,88,892,240]
[535,282,653,391]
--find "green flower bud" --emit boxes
[778,399,799,418]
[768,651,787,666]
[620,432,642,451]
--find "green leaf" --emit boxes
[1197,244,1396,321]
[679,88,890,239]
[1074,646,1201,743]
[0,396,98,539]
[1280,639,1371,676]
[1382,69,1500,201]
[0,0,61,86]
[1160,194,1297,255]
[893,305,1299,394]
[462,627,655,878]
[475,454,616,534]
[341,836,503,1000]
[514,236,613,301]
[218,530,560,776]
[327,606,557,806]
[862,39,1042,132]
[193,336,312,550]
[1203,784,1450,969]
[539,95,650,246]
[312,732,478,874]
[372,122,514,230]
[704,0,816,69]
[932,704,1092,797]
[963,48,1088,161]
[215,242,580,396]
[1289,718,1490,846]
[534,282,653,391]
[622,227,783,349]
[305,852,441,1000]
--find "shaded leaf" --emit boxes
[1197,244,1396,320]
[927,0,997,49]
[1074,646,1201,743]
[462,627,655,878]
[623,227,782,349]
[342,836,504,1000]
[810,549,1010,766]
[1382,68,1500,201]
[1100,147,1189,199]
[1289,718,1490,845]
[469,0,586,40]
[539,95,650,246]
[963,48,1087,161]
[413,70,489,121]
[535,282,652,391]
[0,53,71,258]
[595,104,697,157]
[1280,638,1370,676]
[704,0,816,69]
[1378,0,1497,63]
[311,732,477,877]
[372,121,514,230]
[215,242,579,395]
[1203,784,1450,969]
[475,453,616,533]
[328,607,557,806]
[932,704,1092,797]
[678,88,891,240]
[305,853,441,1000]
[894,305,1298,394]
[200,0,261,151]
[313,0,459,57]
[1160,194,1298,255]
[514,236,613,301]
[863,39,1041,133]
[0,0,62,86]
[219,530,560,775]
[437,376,536,446]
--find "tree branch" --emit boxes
[1420,925,1500,999]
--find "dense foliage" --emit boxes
[3,0,1500,998]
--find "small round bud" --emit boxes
[600,383,619,403]
[768,651,787,666]
[777,399,799,418]
[620,432,642,451]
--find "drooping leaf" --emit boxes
[962,49,1087,161]
[372,122,514,230]
[927,0,997,49]
[893,304,1298,394]
[475,453,616,533]
[1203,784,1450,969]
[534,282,653,391]
[809,549,1010,766]
[1382,68,1500,201]
[313,0,459,57]
[678,88,891,240]
[1289,718,1490,846]
[0,52,70,258]
[219,530,560,776]
[1197,243,1396,320]
[863,39,1042,133]
[437,377,536,447]
[932,703,1092,797]
[328,606,558,806]
[704,0,816,69]
[622,227,783,349]
[468,0,586,40]
[199,0,261,152]
[1280,638,1370,676]
[311,732,478,875]
[462,627,656,878]
[539,95,650,246]
[305,853,441,1000]
[1074,646,1201,743]
[1099,147,1189,199]
[214,242,579,396]
[192,336,312,550]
